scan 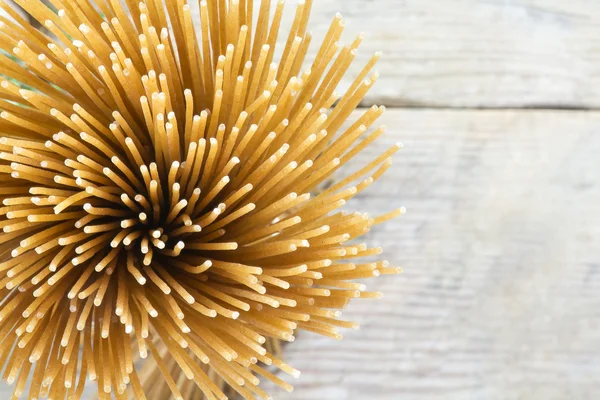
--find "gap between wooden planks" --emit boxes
[260,107,600,400]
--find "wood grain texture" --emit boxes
[258,108,600,399]
[187,0,600,109]
[8,0,600,108]
[0,112,595,399]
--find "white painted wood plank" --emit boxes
[188,0,600,108]
[0,104,597,398]
[8,0,600,108]
[290,0,600,108]
[258,108,600,399]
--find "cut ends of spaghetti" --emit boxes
[0,0,403,399]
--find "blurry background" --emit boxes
[3,0,600,399]
[259,1,600,399]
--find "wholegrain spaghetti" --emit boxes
[0,0,404,399]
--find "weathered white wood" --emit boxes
[10,0,600,108]
[188,0,600,108]
[8,0,600,108]
[258,108,600,399]
[0,108,596,398]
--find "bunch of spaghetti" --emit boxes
[0,0,403,399]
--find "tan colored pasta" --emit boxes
[0,0,404,398]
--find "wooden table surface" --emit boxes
[262,108,600,399]
[2,1,600,399]
[279,0,600,109]
[260,2,600,398]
